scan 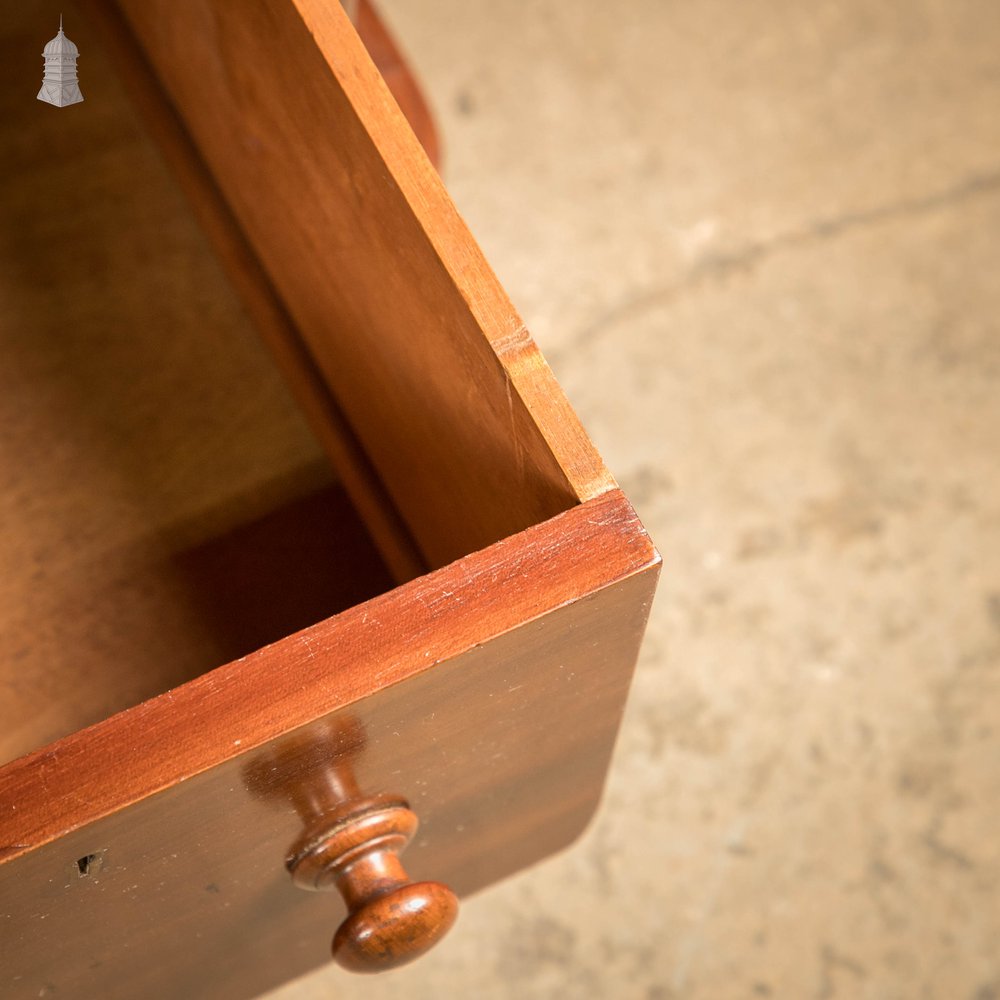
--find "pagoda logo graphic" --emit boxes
[38,15,83,108]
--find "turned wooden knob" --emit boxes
[287,794,459,973]
[245,720,458,972]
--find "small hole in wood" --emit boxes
[76,852,103,877]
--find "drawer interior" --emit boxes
[1,0,611,766]
[0,6,394,763]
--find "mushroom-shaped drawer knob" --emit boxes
[287,793,459,973]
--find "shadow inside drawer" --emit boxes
[172,482,394,665]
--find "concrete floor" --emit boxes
[267,1,1000,997]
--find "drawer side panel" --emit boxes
[107,0,614,569]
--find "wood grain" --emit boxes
[0,490,659,999]
[113,0,615,569]
[0,6,660,997]
[78,0,429,584]
[0,1,392,764]
[0,0,443,760]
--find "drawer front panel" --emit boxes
[0,492,658,999]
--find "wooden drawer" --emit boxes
[0,2,659,997]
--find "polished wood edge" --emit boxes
[78,0,428,584]
[290,0,615,503]
[0,489,659,860]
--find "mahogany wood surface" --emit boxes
[292,796,460,973]
[113,0,615,569]
[0,491,659,999]
[0,0,445,760]
[0,2,394,763]
[79,0,432,583]
[0,4,661,996]
[254,721,460,973]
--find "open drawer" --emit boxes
[0,2,660,998]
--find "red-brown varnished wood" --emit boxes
[77,0,428,584]
[111,0,615,569]
[292,797,459,973]
[0,491,659,999]
[0,3,660,996]
[0,2,398,763]
[77,0,446,582]
[251,720,459,972]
